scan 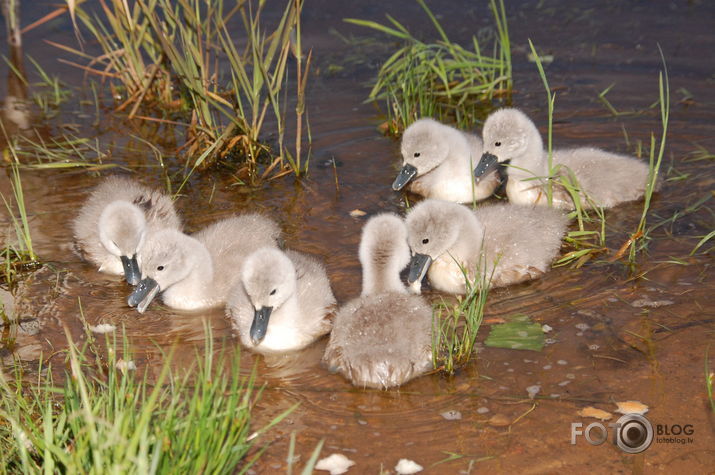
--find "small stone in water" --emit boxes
[575,323,590,331]
[542,324,553,333]
[543,364,552,370]
[477,407,490,414]
[316,453,356,475]
[349,209,366,218]
[630,297,674,308]
[395,459,423,474]
[440,410,462,420]
[557,360,568,365]
[558,380,571,387]
[588,344,600,351]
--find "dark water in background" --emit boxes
[1,0,713,472]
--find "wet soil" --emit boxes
[1,0,714,472]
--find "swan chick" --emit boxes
[128,214,281,313]
[393,118,499,203]
[227,247,335,354]
[323,214,432,389]
[474,108,657,209]
[72,176,181,284]
[405,200,568,294]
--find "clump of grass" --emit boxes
[431,256,492,375]
[347,0,511,135]
[60,0,309,182]
[0,326,293,472]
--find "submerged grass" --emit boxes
[0,326,294,473]
[347,0,511,135]
[431,256,492,375]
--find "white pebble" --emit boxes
[557,360,568,365]
[542,324,553,333]
[526,385,541,399]
[575,323,590,331]
[440,410,462,421]
[395,459,423,474]
[316,453,356,475]
[543,365,552,370]
[477,407,490,414]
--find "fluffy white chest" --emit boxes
[259,323,312,352]
[428,256,468,294]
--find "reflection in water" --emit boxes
[1,0,30,132]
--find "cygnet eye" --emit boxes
[157,265,165,271]
[270,289,277,296]
[422,238,429,244]
[414,152,421,157]
[495,141,502,147]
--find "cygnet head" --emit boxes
[98,201,146,285]
[405,200,482,285]
[128,229,203,313]
[393,118,449,191]
[474,108,542,181]
[359,213,411,295]
[241,247,297,345]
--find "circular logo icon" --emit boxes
[615,414,653,454]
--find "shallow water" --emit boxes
[1,0,714,472]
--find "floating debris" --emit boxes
[575,323,590,331]
[316,453,356,475]
[395,458,423,474]
[630,297,674,308]
[349,209,366,218]
[488,414,511,427]
[526,384,541,399]
[542,324,553,333]
[615,401,649,415]
[484,314,545,351]
[440,410,462,421]
[588,344,600,351]
[90,323,117,333]
[578,407,612,421]
[558,380,571,387]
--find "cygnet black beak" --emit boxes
[250,306,273,345]
[407,253,432,285]
[127,277,160,314]
[473,152,500,181]
[392,163,418,191]
[121,254,141,286]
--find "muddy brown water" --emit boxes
[1,0,714,472]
